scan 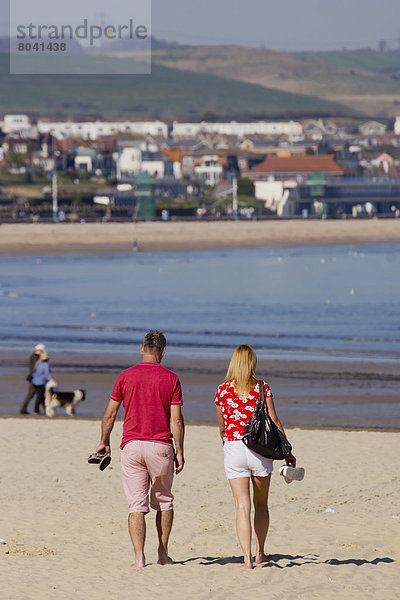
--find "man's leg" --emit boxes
[128,512,146,568]
[120,442,150,567]
[147,443,175,564]
[155,509,173,565]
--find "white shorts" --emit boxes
[224,440,274,479]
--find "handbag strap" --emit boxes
[257,379,269,414]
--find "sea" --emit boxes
[0,243,399,362]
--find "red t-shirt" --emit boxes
[110,362,183,448]
[215,380,273,443]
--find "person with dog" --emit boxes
[20,343,47,414]
[32,350,52,414]
[95,330,185,568]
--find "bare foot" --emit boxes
[157,552,173,565]
[130,555,146,568]
[240,560,254,570]
[255,552,272,564]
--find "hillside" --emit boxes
[0,53,355,120]
[148,46,400,118]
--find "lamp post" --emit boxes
[52,171,58,222]
[232,176,238,219]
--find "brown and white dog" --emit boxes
[45,379,86,417]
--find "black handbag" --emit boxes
[242,380,292,460]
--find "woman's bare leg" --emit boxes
[229,477,253,569]
[252,475,272,563]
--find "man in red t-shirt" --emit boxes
[96,330,185,568]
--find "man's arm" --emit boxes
[96,399,121,455]
[171,404,185,474]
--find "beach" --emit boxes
[1,419,399,600]
[0,221,399,598]
[0,218,400,255]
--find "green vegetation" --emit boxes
[0,53,355,120]
[300,49,400,76]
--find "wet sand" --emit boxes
[0,420,399,599]
[0,219,400,255]
[2,349,399,429]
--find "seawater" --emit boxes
[0,243,399,361]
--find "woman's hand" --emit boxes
[285,453,296,468]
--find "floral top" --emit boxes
[215,380,273,443]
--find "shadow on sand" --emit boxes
[174,554,395,568]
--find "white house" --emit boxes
[116,141,165,179]
[358,121,387,136]
[171,120,303,139]
[1,114,31,135]
[37,120,168,140]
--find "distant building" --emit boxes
[0,114,31,135]
[116,140,165,179]
[394,116,400,136]
[37,120,168,140]
[358,121,387,136]
[244,155,346,180]
[171,120,303,139]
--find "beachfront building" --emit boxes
[171,120,303,139]
[244,154,346,181]
[180,149,228,185]
[116,141,165,179]
[37,120,169,140]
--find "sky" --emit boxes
[2,0,400,52]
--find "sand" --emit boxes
[0,219,400,255]
[0,419,399,600]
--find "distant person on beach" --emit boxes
[215,345,296,570]
[20,343,47,414]
[95,330,185,568]
[32,350,52,414]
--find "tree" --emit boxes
[378,39,387,52]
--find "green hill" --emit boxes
[300,49,400,76]
[0,53,356,120]
[150,46,400,118]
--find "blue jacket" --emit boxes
[32,361,51,386]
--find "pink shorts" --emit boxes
[120,440,175,514]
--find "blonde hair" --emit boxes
[37,351,49,363]
[225,345,257,396]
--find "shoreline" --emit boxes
[1,413,399,432]
[0,219,400,255]
[2,349,399,429]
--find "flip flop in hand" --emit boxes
[88,451,111,471]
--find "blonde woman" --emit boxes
[215,345,296,569]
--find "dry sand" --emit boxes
[0,219,400,255]
[1,420,399,600]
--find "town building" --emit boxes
[171,120,303,139]
[37,120,168,140]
